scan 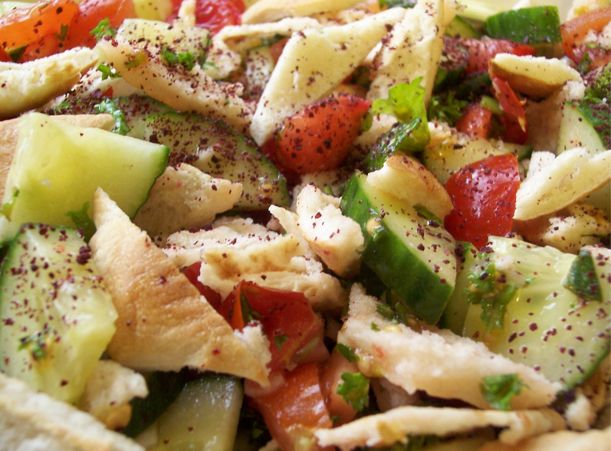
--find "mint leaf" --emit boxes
[563,249,602,302]
[337,343,359,363]
[94,99,130,135]
[90,18,116,41]
[369,78,430,152]
[480,373,525,410]
[336,372,369,412]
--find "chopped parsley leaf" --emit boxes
[161,47,198,71]
[18,332,48,361]
[336,372,369,412]
[379,0,416,8]
[337,343,359,363]
[97,63,120,80]
[93,99,130,135]
[563,249,602,302]
[90,18,116,41]
[66,202,96,241]
[428,91,468,125]
[480,373,525,410]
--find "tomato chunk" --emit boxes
[251,363,332,451]
[223,281,325,371]
[320,349,359,425]
[455,103,493,139]
[561,7,611,61]
[491,75,527,144]
[64,0,136,49]
[170,0,244,34]
[444,154,520,249]
[444,37,535,75]
[0,0,78,56]
[273,94,371,174]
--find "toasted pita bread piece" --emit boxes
[0,48,97,119]
[315,406,565,449]
[97,34,253,133]
[134,164,242,243]
[249,7,404,145]
[480,427,611,451]
[242,0,363,24]
[270,184,364,277]
[89,189,270,385]
[0,114,113,200]
[0,372,143,451]
[339,285,560,409]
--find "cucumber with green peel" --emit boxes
[149,374,243,451]
[445,16,481,38]
[485,7,561,45]
[440,242,478,335]
[462,237,610,389]
[0,224,116,403]
[557,103,606,154]
[3,113,168,229]
[142,112,290,210]
[340,173,457,324]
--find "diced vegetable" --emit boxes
[3,113,168,229]
[561,7,611,62]
[169,0,244,34]
[563,248,603,302]
[463,237,610,389]
[455,103,493,138]
[320,349,359,425]
[444,154,520,249]
[341,173,456,324]
[445,16,480,39]
[485,6,562,45]
[557,103,607,153]
[0,224,116,403]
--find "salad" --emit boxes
[0,0,609,449]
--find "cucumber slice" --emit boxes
[485,7,561,45]
[150,374,243,451]
[557,103,606,154]
[340,173,457,324]
[445,16,481,38]
[3,113,168,229]
[440,242,478,335]
[143,112,289,210]
[462,237,610,389]
[0,224,116,403]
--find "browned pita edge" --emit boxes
[89,188,269,385]
[0,114,114,200]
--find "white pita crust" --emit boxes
[315,405,565,449]
[479,427,611,451]
[0,373,143,451]
[339,285,560,409]
[242,0,363,24]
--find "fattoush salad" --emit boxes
[0,0,609,449]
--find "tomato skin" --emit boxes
[0,46,11,62]
[181,262,223,311]
[444,154,520,249]
[273,94,371,175]
[491,75,527,144]
[170,0,244,34]
[561,7,611,61]
[320,349,359,425]
[444,37,535,74]
[0,0,78,56]
[455,103,493,138]
[223,281,325,371]
[251,363,332,451]
[64,0,136,49]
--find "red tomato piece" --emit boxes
[269,37,289,63]
[170,0,244,34]
[561,7,611,61]
[0,46,11,62]
[320,349,359,425]
[223,281,325,371]
[251,363,332,451]
[0,0,78,55]
[181,262,223,312]
[491,75,527,143]
[444,154,520,249]
[273,94,371,174]
[455,103,493,139]
[64,0,136,49]
[444,37,535,74]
